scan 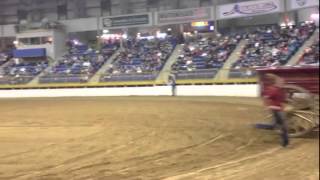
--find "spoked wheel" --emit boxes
[282,85,316,137]
[286,110,316,138]
[262,110,316,138]
[283,85,313,110]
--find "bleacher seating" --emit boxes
[229,23,316,78]
[0,58,48,84]
[171,34,241,79]
[39,43,118,83]
[100,37,176,82]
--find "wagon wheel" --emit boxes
[286,110,316,137]
[282,85,313,110]
[263,110,315,138]
[282,85,315,137]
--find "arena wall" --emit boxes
[0,84,259,98]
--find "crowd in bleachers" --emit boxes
[101,37,176,81]
[298,40,319,65]
[173,35,240,71]
[40,42,118,83]
[232,23,316,69]
[0,58,48,84]
[0,23,318,85]
[171,34,241,79]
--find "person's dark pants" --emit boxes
[171,85,176,96]
[272,110,289,147]
[255,110,289,147]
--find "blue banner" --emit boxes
[13,48,46,58]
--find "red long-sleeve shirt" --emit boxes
[262,85,286,110]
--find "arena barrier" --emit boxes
[0,84,259,98]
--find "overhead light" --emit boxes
[310,13,319,20]
[13,40,19,45]
[103,29,109,34]
[122,34,128,39]
[73,40,80,45]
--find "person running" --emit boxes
[259,73,289,147]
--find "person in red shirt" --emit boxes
[258,73,289,147]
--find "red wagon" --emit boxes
[256,66,319,137]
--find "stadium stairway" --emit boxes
[89,49,120,83]
[155,44,182,83]
[0,57,15,68]
[213,39,248,80]
[287,29,319,66]
[28,56,56,85]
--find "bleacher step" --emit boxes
[0,58,13,68]
[89,49,120,83]
[214,39,248,80]
[287,29,319,66]
[28,56,57,85]
[155,44,182,84]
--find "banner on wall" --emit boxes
[288,0,319,10]
[102,13,151,29]
[156,7,213,25]
[217,0,283,20]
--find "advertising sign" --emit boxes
[156,7,213,25]
[288,0,319,10]
[102,13,151,29]
[217,0,283,20]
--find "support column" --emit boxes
[212,0,219,34]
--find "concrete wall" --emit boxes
[297,7,319,26]
[60,17,99,33]
[0,84,259,98]
[0,24,16,37]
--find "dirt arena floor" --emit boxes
[0,96,318,180]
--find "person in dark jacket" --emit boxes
[168,73,177,96]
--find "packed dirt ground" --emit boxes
[0,96,318,180]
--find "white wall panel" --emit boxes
[0,85,259,98]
